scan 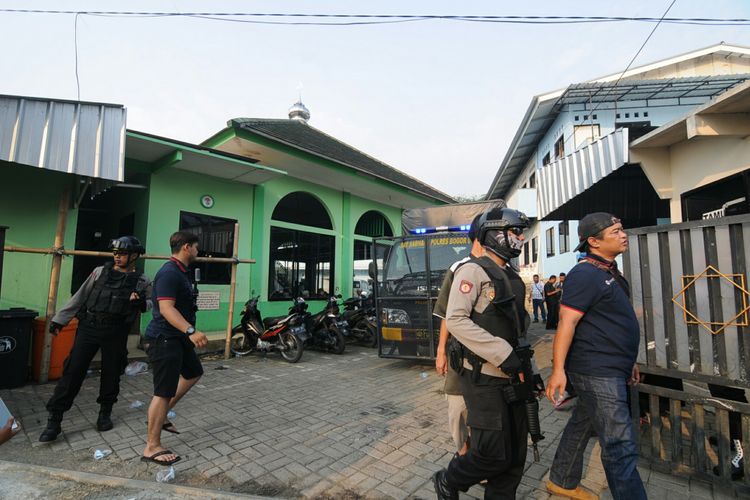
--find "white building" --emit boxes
[487,43,750,279]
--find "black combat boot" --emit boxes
[432,469,458,500]
[96,406,114,432]
[39,413,63,442]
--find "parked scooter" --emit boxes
[342,291,378,347]
[230,296,308,362]
[303,295,348,354]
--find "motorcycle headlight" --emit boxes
[382,308,410,325]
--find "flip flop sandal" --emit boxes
[162,421,180,434]
[141,450,181,466]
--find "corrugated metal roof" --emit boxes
[0,94,126,182]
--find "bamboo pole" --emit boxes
[3,246,255,264]
[40,189,70,384]
[224,223,240,359]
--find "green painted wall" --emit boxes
[0,162,79,315]
[144,167,254,333]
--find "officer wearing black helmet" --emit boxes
[433,208,533,500]
[39,236,152,442]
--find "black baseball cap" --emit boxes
[574,212,622,252]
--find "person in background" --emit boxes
[544,275,561,330]
[529,274,547,323]
[434,214,483,457]
[39,236,150,442]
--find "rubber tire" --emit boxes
[230,332,253,356]
[329,325,346,355]
[279,331,304,363]
[366,322,378,348]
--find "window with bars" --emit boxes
[546,227,555,257]
[179,211,236,284]
[269,227,335,301]
[532,237,538,263]
[559,221,569,253]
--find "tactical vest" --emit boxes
[460,256,527,353]
[83,262,142,321]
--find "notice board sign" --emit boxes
[197,291,221,311]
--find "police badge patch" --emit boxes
[487,288,495,300]
[459,280,473,294]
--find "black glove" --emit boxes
[49,321,64,335]
[499,350,522,375]
[533,374,545,395]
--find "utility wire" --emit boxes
[2,8,750,25]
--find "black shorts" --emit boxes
[146,335,204,398]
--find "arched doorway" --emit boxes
[353,211,393,295]
[269,192,334,300]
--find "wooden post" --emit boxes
[40,189,70,384]
[224,223,240,359]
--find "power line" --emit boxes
[1,8,749,26]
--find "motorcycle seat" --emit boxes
[263,315,288,328]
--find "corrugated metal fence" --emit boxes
[624,214,750,493]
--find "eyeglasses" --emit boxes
[506,227,525,236]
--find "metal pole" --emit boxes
[40,189,70,384]
[224,223,240,359]
[3,246,254,264]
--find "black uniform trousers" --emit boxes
[46,321,130,415]
[446,370,528,499]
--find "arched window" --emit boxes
[272,192,332,229]
[355,210,393,237]
[269,192,334,301]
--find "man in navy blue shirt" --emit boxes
[141,231,208,466]
[545,213,646,500]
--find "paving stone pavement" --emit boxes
[0,324,739,499]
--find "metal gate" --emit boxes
[624,214,750,492]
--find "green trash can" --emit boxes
[0,308,38,389]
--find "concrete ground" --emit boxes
[0,324,735,499]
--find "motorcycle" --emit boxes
[342,291,378,347]
[303,295,348,354]
[230,296,308,363]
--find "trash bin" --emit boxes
[32,318,77,381]
[0,308,38,389]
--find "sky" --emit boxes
[2,1,750,199]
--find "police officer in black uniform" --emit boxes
[432,208,533,500]
[39,236,151,442]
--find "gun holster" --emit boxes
[447,337,464,374]
[502,380,532,404]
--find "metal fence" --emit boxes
[624,214,750,493]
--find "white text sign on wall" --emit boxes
[197,291,221,310]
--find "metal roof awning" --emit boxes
[0,94,126,182]
[126,130,286,184]
[538,128,629,219]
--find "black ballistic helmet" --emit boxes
[476,208,530,261]
[110,236,145,255]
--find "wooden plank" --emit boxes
[671,398,683,467]
[739,222,750,382]
[717,409,732,480]
[637,382,750,413]
[650,394,664,460]
[659,231,679,370]
[715,225,740,380]
[704,226,728,379]
[630,233,649,365]
[647,232,667,368]
[690,227,714,375]
[630,385,641,447]
[692,403,707,473]
[640,364,750,389]
[742,414,750,485]
[669,230,691,371]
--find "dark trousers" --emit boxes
[46,322,130,415]
[545,300,559,329]
[531,299,546,321]
[550,373,646,500]
[446,371,528,499]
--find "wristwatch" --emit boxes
[185,326,196,335]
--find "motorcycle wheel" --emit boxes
[230,332,253,356]
[329,325,346,355]
[366,322,378,348]
[279,331,304,363]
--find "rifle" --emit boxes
[511,340,545,461]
